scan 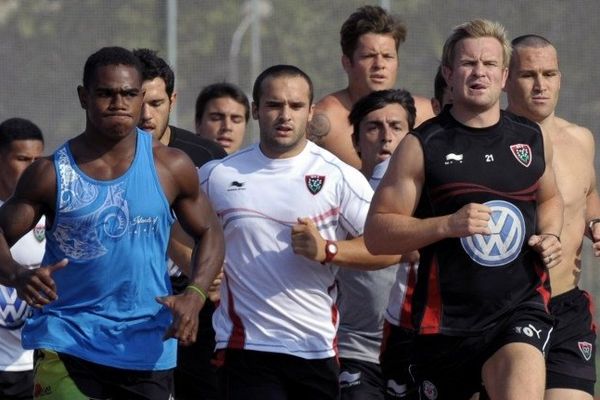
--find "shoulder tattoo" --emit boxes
[307,113,331,143]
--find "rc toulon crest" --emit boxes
[33,224,45,243]
[305,175,325,195]
[510,144,532,167]
[578,341,593,361]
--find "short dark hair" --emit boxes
[133,48,175,97]
[252,65,313,105]
[83,46,143,89]
[195,83,250,124]
[0,118,44,151]
[340,5,406,59]
[510,34,556,71]
[349,89,416,146]
[511,34,553,49]
[433,65,447,107]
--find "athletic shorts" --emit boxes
[546,287,596,395]
[0,370,34,400]
[339,358,384,400]
[379,322,418,399]
[411,305,553,400]
[33,349,174,400]
[216,349,339,400]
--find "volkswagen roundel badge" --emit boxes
[461,200,525,267]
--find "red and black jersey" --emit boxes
[403,109,551,336]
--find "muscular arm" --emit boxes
[364,135,491,255]
[0,160,54,279]
[155,147,224,344]
[0,159,66,305]
[581,130,600,255]
[526,127,563,267]
[534,128,563,237]
[160,148,224,295]
[309,95,362,170]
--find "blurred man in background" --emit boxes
[195,82,250,155]
[0,117,45,400]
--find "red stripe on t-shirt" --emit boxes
[430,181,539,204]
[380,320,392,363]
[420,257,442,334]
[399,263,418,329]
[225,274,246,349]
[329,282,339,359]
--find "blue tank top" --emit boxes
[22,129,176,370]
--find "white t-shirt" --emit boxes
[200,142,373,359]
[0,200,45,371]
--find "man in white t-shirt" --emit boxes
[0,118,45,400]
[200,65,399,399]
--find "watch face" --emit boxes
[327,242,338,255]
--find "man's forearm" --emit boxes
[536,193,563,237]
[333,236,401,270]
[365,213,449,256]
[188,225,225,293]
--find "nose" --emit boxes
[110,94,127,110]
[381,125,394,142]
[472,62,485,76]
[280,105,291,121]
[373,54,385,69]
[140,103,151,121]
[221,116,233,131]
[532,74,545,93]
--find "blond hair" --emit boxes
[442,19,511,68]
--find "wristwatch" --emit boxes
[321,240,338,264]
[588,218,600,232]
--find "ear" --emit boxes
[77,85,87,109]
[251,102,259,120]
[500,67,509,90]
[169,91,177,112]
[307,103,315,122]
[441,65,452,87]
[431,98,441,115]
[341,54,351,74]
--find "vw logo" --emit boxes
[460,200,525,267]
[0,286,30,330]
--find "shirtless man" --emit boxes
[506,34,600,400]
[0,118,45,400]
[308,5,434,170]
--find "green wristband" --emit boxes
[185,284,208,302]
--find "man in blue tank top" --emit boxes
[0,47,224,400]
